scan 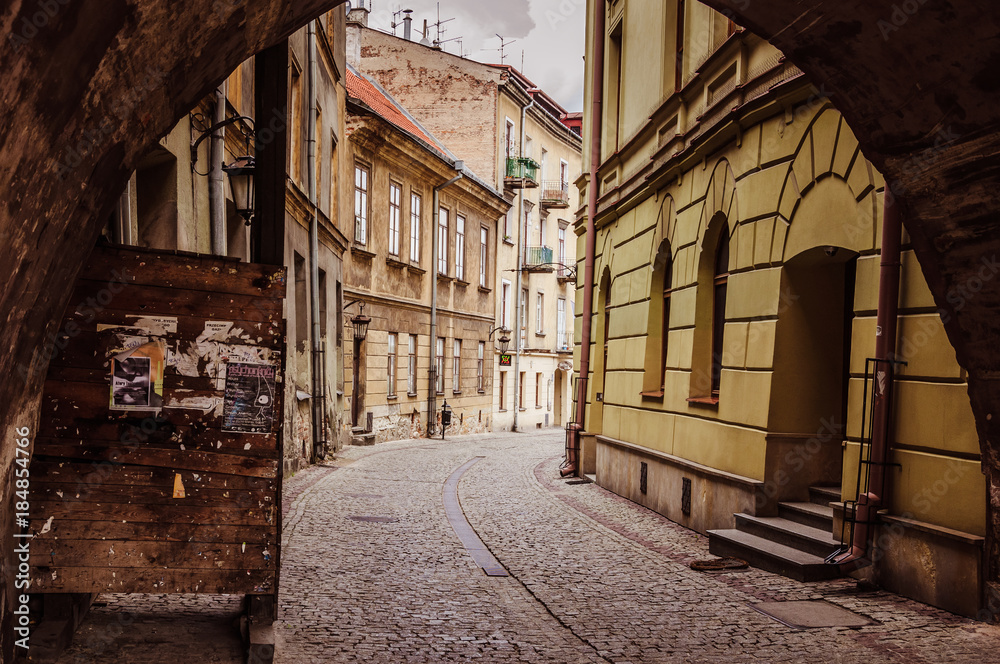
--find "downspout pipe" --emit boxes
[512,98,535,433]
[562,0,605,477]
[209,83,227,256]
[834,190,903,566]
[428,167,465,436]
[307,20,324,461]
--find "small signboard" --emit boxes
[499,353,512,367]
[223,362,277,434]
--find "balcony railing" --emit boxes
[540,181,570,208]
[505,157,539,188]
[523,246,553,271]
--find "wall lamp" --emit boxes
[488,324,511,355]
[191,115,257,224]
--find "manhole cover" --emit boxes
[348,516,397,523]
[750,600,874,629]
[690,557,748,572]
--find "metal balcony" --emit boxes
[505,157,539,189]
[523,246,554,272]
[540,181,570,208]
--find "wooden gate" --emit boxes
[27,244,286,652]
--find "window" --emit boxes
[643,240,673,395]
[505,118,516,159]
[503,207,513,240]
[354,164,369,244]
[560,159,569,190]
[389,182,401,256]
[536,372,542,408]
[536,292,544,334]
[524,135,533,159]
[290,63,303,183]
[540,148,548,182]
[558,226,567,276]
[477,341,485,392]
[453,339,462,393]
[520,288,528,348]
[522,205,531,258]
[410,192,422,263]
[501,280,512,328]
[519,371,525,411]
[539,215,546,248]
[438,208,449,275]
[712,226,730,396]
[316,106,323,200]
[387,333,397,397]
[407,335,417,395]
[557,298,567,349]
[436,337,445,394]
[499,371,506,410]
[675,0,686,92]
[479,227,489,287]
[455,214,466,280]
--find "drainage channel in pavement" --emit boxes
[442,456,510,577]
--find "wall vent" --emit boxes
[640,462,648,495]
[682,477,692,515]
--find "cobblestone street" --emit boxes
[43,430,1000,663]
[276,430,1000,663]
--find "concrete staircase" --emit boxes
[707,486,844,582]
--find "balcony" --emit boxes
[540,181,570,209]
[505,157,539,189]
[523,246,554,272]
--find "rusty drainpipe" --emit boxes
[562,0,605,477]
[834,190,903,566]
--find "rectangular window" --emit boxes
[499,371,506,410]
[354,164,369,245]
[436,337,445,394]
[477,341,485,392]
[536,372,542,408]
[560,159,569,189]
[520,287,528,348]
[407,334,418,395]
[557,298,567,350]
[388,182,401,256]
[479,227,489,287]
[453,339,462,393]
[503,207,513,241]
[524,135,533,159]
[505,118,515,159]
[387,333,397,397]
[410,192,422,263]
[558,227,567,275]
[539,216,546,248]
[438,208,449,275]
[501,280,511,328]
[536,292,544,334]
[455,215,466,280]
[519,371,525,411]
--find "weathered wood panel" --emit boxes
[28,245,286,595]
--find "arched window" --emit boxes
[642,240,673,396]
[711,225,730,396]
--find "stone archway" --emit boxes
[0,0,347,657]
[701,0,1000,613]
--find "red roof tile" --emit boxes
[346,68,445,156]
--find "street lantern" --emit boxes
[497,331,511,355]
[440,400,453,440]
[351,304,371,341]
[222,155,256,224]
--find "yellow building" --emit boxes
[577,0,985,618]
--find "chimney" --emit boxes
[419,19,432,46]
[403,9,413,41]
[347,5,370,27]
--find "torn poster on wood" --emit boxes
[110,340,166,411]
[222,362,276,434]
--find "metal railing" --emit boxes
[523,245,553,268]
[540,181,569,206]
[505,157,540,182]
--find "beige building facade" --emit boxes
[577,0,986,618]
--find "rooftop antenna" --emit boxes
[429,2,455,49]
[391,7,414,39]
[437,34,464,55]
[483,33,516,64]
[521,49,524,73]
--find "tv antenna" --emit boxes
[390,7,412,35]
[429,2,455,48]
[483,34,516,64]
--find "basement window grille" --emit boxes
[682,477,692,515]
[640,462,648,495]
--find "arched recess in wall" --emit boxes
[641,194,676,395]
[768,106,879,444]
[689,160,737,401]
[590,266,614,433]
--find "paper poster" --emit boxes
[222,362,276,434]
[109,340,166,411]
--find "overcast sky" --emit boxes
[364,0,587,112]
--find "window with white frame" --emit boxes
[455,214,466,280]
[388,183,401,256]
[479,226,488,287]
[410,192,421,263]
[558,226,567,273]
[477,341,485,392]
[520,287,528,348]
[501,280,511,328]
[407,334,417,395]
[505,117,515,159]
[536,292,544,334]
[560,159,569,190]
[354,164,369,244]
[539,215,546,248]
[557,298,567,349]
[387,333,397,397]
[437,208,449,275]
[436,337,445,394]
[452,339,461,393]
[503,207,513,241]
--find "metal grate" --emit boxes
[682,477,692,515]
[640,462,648,495]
